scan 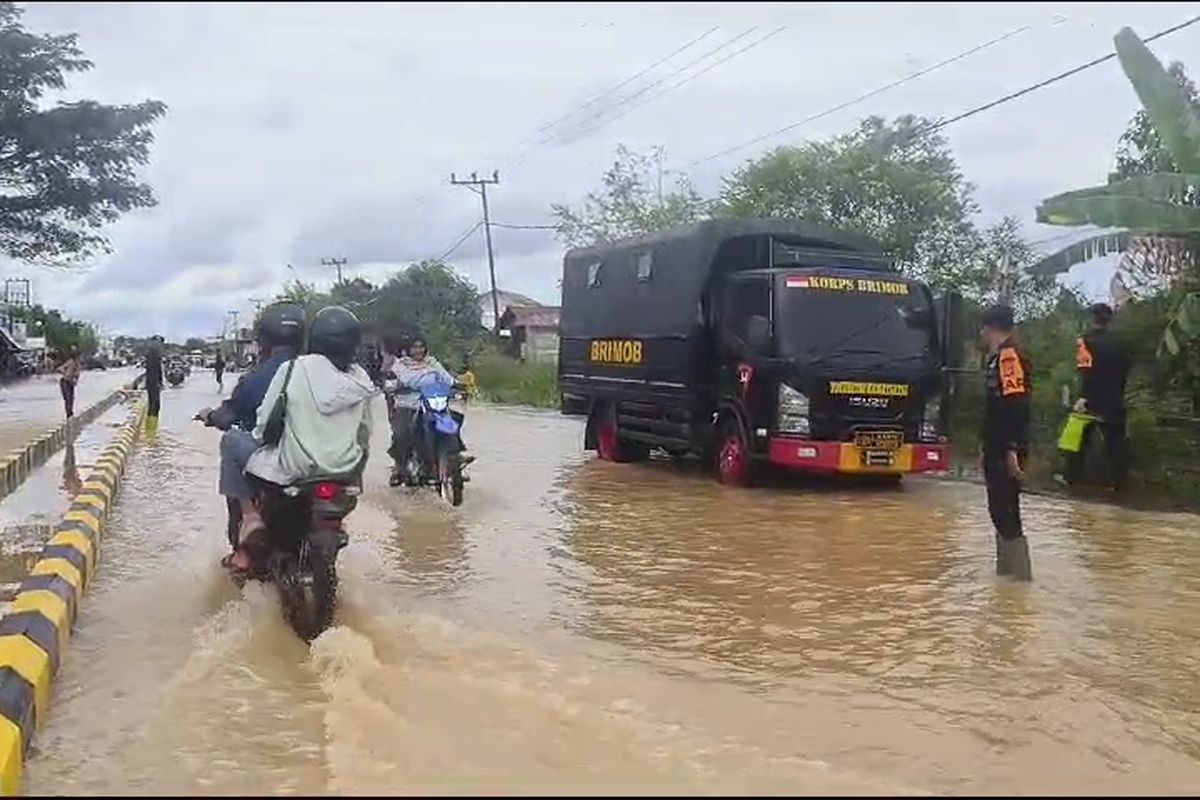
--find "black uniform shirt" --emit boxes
[1077,328,1130,415]
[983,337,1032,455]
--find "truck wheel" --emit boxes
[716,419,754,486]
[594,409,628,463]
[593,406,649,463]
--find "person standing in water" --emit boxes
[58,347,80,419]
[979,304,1033,582]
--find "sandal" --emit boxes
[222,547,254,572]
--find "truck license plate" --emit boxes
[854,431,903,451]
[855,431,901,467]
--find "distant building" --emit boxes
[499,306,560,364]
[479,289,543,332]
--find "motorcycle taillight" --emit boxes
[313,482,341,501]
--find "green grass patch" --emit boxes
[472,351,558,408]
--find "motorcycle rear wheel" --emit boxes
[279,550,337,642]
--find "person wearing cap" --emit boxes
[979,304,1032,581]
[1068,303,1131,490]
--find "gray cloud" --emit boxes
[14,2,1196,335]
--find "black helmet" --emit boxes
[308,305,361,371]
[255,303,305,350]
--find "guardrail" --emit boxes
[0,385,135,501]
[0,396,145,794]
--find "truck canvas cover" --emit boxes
[558,218,891,397]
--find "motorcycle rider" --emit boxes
[236,306,377,568]
[195,303,305,564]
[384,336,471,486]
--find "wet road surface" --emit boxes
[18,374,1200,795]
[0,369,134,453]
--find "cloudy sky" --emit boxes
[11,2,1200,339]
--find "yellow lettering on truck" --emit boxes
[828,381,909,397]
[590,339,643,365]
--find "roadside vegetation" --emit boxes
[470,350,558,408]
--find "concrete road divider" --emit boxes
[0,385,137,502]
[0,397,146,795]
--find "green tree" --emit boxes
[0,3,166,263]
[1113,61,1200,181]
[551,145,708,248]
[375,260,480,366]
[275,278,320,308]
[330,277,377,308]
[1032,27,1200,362]
[717,115,979,283]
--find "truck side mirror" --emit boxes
[746,315,771,356]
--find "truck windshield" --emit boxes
[775,274,935,365]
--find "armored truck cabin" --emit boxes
[558,219,960,486]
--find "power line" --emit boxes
[683,23,1033,169]
[539,26,764,147]
[568,26,788,143]
[490,222,558,230]
[533,26,720,138]
[435,221,483,262]
[914,14,1200,138]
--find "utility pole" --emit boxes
[653,145,665,205]
[228,310,241,364]
[321,257,348,285]
[451,170,501,333]
[997,252,1014,306]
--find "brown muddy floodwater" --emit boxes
[20,374,1200,795]
[0,369,134,452]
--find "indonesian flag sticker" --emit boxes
[786,276,810,289]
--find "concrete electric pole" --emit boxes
[450,170,501,333]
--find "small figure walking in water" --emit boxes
[58,347,80,419]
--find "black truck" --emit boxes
[557,219,963,486]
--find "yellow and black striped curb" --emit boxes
[0,383,137,502]
[0,398,146,795]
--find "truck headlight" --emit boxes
[778,384,810,435]
[920,396,941,441]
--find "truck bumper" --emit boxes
[766,438,949,475]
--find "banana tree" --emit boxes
[1033,27,1200,357]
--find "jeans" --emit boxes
[219,427,260,500]
[60,378,75,418]
[388,407,417,469]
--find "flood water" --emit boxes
[21,373,1200,795]
[0,369,134,453]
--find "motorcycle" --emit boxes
[225,475,359,641]
[166,362,188,387]
[385,374,468,506]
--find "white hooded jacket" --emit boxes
[246,354,378,486]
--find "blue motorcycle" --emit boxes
[389,374,468,506]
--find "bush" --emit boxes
[472,351,558,408]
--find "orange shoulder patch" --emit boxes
[1076,337,1093,369]
[999,347,1027,397]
